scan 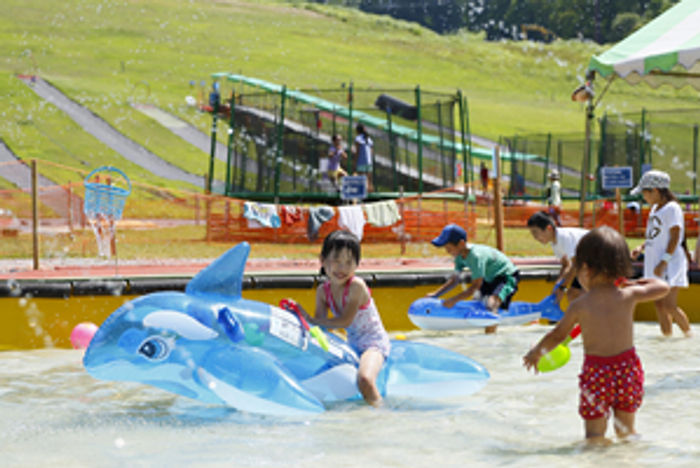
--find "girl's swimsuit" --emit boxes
[323,278,391,358]
[578,347,644,420]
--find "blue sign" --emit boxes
[340,176,368,200]
[601,166,633,190]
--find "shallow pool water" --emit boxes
[1,322,699,468]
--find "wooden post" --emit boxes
[67,183,74,232]
[31,159,39,270]
[493,148,505,252]
[617,188,624,235]
[399,186,406,255]
[195,195,200,226]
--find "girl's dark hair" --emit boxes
[527,211,556,230]
[575,226,632,279]
[320,230,361,276]
[356,123,366,135]
[657,188,678,203]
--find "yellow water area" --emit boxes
[0,279,695,350]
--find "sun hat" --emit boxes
[630,169,670,195]
[431,224,467,247]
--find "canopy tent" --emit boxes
[587,0,700,90]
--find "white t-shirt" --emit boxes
[551,227,588,261]
[550,180,562,207]
[644,201,688,287]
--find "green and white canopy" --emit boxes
[588,0,700,90]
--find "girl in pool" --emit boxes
[289,230,390,407]
[524,227,670,444]
[630,170,693,337]
[527,211,588,307]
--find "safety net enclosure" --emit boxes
[202,73,541,201]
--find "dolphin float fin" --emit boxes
[186,242,250,299]
[199,345,325,416]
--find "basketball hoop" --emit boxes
[83,166,131,262]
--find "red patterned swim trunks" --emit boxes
[579,347,644,420]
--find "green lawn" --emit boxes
[1,0,697,193]
[0,0,697,262]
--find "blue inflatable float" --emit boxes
[408,288,564,331]
[83,243,489,416]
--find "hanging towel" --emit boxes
[280,205,302,226]
[338,205,366,241]
[307,206,335,242]
[244,202,281,229]
[363,200,401,227]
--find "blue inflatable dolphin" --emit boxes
[83,243,489,416]
[408,289,564,331]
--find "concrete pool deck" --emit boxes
[0,257,560,281]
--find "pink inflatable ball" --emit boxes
[70,322,99,350]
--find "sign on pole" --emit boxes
[340,176,368,201]
[601,167,633,190]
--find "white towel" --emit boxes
[338,205,366,241]
[244,202,281,229]
[363,201,401,227]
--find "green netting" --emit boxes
[601,109,700,196]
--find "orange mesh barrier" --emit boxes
[206,198,477,244]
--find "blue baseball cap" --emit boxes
[431,224,467,247]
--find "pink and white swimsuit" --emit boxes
[323,279,391,358]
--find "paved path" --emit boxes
[18,76,206,188]
[0,139,82,220]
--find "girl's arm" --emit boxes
[665,226,681,255]
[654,226,681,276]
[309,280,367,329]
[290,287,327,323]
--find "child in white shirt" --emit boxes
[630,170,693,337]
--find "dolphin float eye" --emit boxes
[138,336,173,361]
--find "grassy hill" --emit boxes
[1,0,697,191]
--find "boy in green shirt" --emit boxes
[428,224,521,333]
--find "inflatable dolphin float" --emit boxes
[408,288,564,331]
[83,243,489,416]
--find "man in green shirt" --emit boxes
[428,224,521,333]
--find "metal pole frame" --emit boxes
[464,95,473,187]
[386,106,398,192]
[207,97,219,194]
[579,101,594,227]
[693,123,699,197]
[273,85,287,199]
[457,90,468,187]
[415,85,423,195]
[543,133,552,201]
[225,94,236,195]
[347,83,354,173]
[437,100,446,187]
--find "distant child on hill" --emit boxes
[547,169,562,226]
[523,227,670,444]
[352,123,374,193]
[427,224,520,334]
[288,230,390,407]
[327,134,348,189]
[527,211,588,306]
[630,170,693,337]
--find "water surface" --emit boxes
[1,323,698,468]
